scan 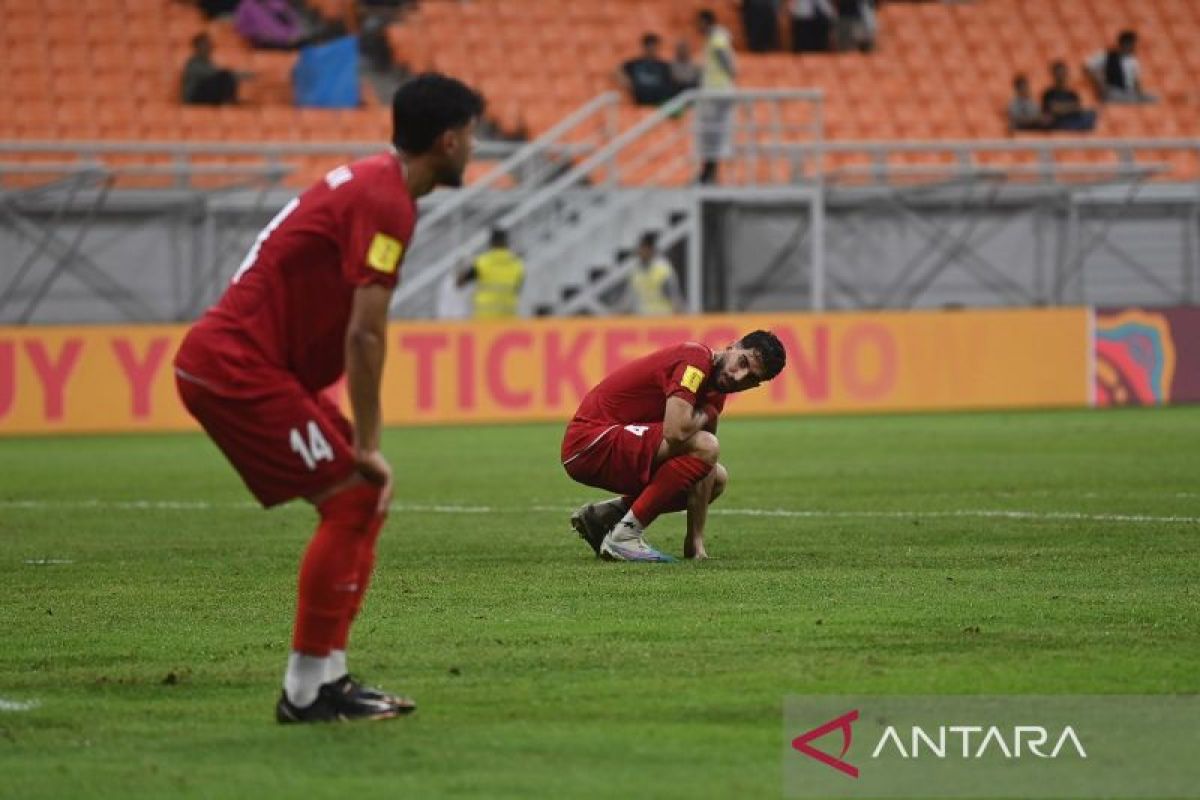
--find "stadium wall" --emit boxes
[10,306,1195,435]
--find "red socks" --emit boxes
[630,455,713,528]
[292,483,382,656]
[621,489,691,519]
[331,512,385,651]
[627,492,689,515]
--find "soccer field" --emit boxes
[2,407,1198,799]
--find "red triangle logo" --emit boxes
[791,709,860,778]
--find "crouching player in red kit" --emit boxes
[173,74,483,723]
[562,331,786,562]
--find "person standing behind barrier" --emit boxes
[789,0,834,53]
[625,232,684,316]
[741,0,781,53]
[834,0,875,53]
[696,9,737,185]
[457,228,525,319]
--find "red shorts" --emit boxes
[176,372,356,507]
[561,421,664,496]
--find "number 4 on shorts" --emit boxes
[624,424,649,437]
[290,420,334,471]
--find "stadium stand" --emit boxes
[0,0,1197,189]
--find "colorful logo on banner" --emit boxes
[1094,310,1175,406]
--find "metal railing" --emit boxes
[3,89,1199,322]
[389,88,826,315]
[0,139,523,191]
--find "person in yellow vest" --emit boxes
[457,227,525,319]
[696,9,737,184]
[625,232,684,316]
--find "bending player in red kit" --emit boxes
[174,74,483,723]
[561,331,786,562]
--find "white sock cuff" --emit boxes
[284,652,330,708]
[326,649,348,682]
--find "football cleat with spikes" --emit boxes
[570,501,625,556]
[330,674,417,714]
[275,679,408,724]
[599,531,677,563]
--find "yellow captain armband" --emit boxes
[367,233,403,274]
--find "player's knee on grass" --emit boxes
[685,430,720,466]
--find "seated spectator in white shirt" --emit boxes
[1008,74,1049,132]
[1085,30,1157,104]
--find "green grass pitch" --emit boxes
[1,408,1197,799]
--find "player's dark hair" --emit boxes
[391,72,484,155]
[739,330,786,381]
[489,227,508,247]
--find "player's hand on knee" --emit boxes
[354,450,393,514]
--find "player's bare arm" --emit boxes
[660,395,717,460]
[346,282,395,514]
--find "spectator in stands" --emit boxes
[1008,74,1049,132]
[741,0,781,53]
[625,232,684,316]
[1086,30,1157,104]
[670,39,702,95]
[234,0,314,50]
[618,33,676,107]
[1042,61,1097,132]
[181,32,243,106]
[834,0,876,52]
[789,0,835,53]
[697,9,737,184]
[457,228,525,319]
[183,0,240,19]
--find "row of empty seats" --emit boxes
[0,0,1198,186]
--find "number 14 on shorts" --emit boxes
[290,420,334,471]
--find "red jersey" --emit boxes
[566,341,727,435]
[175,153,416,396]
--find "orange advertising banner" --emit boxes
[0,308,1090,435]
